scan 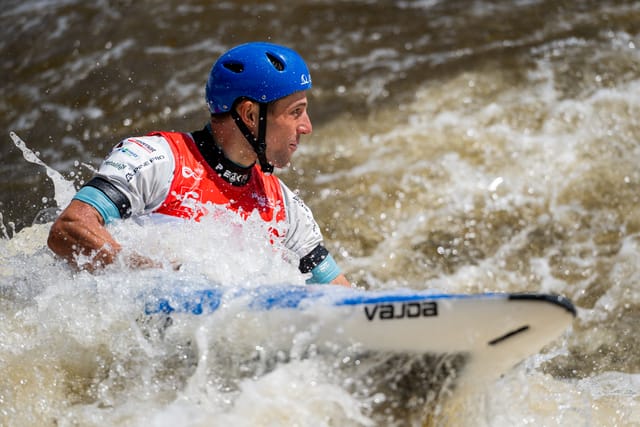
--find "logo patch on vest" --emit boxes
[214,162,251,186]
[182,166,204,181]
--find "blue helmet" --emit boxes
[206,42,312,114]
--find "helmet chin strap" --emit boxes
[230,102,273,174]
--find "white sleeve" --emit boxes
[280,180,324,258]
[94,136,175,216]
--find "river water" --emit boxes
[2,0,640,426]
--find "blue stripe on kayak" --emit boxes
[248,286,320,310]
[334,292,503,306]
[145,288,224,315]
[143,286,509,316]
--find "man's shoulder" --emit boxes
[117,133,173,148]
[100,134,175,180]
[107,134,175,158]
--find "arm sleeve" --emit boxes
[73,178,129,224]
[280,182,342,284]
[72,136,174,222]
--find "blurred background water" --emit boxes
[1,1,640,426]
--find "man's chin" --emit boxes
[268,157,292,169]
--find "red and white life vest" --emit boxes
[150,131,286,224]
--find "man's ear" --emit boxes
[236,99,258,128]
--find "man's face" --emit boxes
[265,91,312,168]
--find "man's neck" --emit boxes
[191,124,254,186]
[209,119,258,168]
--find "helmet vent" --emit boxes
[223,61,244,73]
[266,53,285,71]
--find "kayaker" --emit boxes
[47,42,350,286]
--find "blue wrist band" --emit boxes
[307,254,341,284]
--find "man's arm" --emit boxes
[48,200,159,271]
[47,135,176,271]
[48,200,122,271]
[278,182,352,287]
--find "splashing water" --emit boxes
[9,131,76,212]
[3,1,640,425]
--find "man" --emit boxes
[47,42,350,286]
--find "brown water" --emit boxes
[2,1,640,426]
